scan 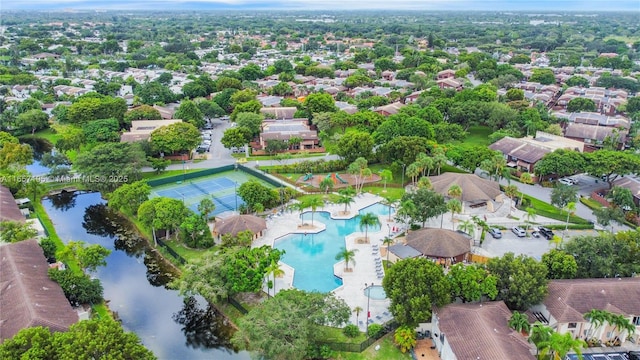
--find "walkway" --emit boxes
[254,193,398,331]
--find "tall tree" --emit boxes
[382,258,451,327]
[447,263,498,303]
[150,122,201,155]
[400,188,447,227]
[541,249,577,279]
[107,180,151,216]
[486,252,548,310]
[0,319,155,360]
[232,289,349,360]
[59,240,111,274]
[74,142,146,192]
[359,212,380,242]
[174,100,205,129]
[335,247,358,271]
[551,184,578,210]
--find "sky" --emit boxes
[2,0,639,11]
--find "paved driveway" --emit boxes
[481,228,602,259]
[474,170,631,233]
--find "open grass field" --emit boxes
[333,335,412,360]
[463,125,493,146]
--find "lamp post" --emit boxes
[365,283,373,336]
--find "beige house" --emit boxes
[258,119,321,151]
[428,173,503,212]
[489,132,584,173]
[388,228,471,266]
[529,278,640,345]
[120,119,182,142]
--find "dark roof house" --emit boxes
[433,301,535,360]
[0,185,25,223]
[0,239,79,342]
[213,214,267,239]
[404,228,471,264]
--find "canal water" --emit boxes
[43,191,250,359]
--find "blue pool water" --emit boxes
[275,202,393,293]
[365,285,387,300]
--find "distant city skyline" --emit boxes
[3,0,640,11]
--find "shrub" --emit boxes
[342,324,360,338]
[367,323,383,338]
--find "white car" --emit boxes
[558,178,574,186]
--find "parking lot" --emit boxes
[481,228,601,259]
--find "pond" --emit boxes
[43,191,250,359]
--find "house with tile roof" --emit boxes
[432,301,535,360]
[529,278,640,345]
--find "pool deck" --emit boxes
[254,192,399,331]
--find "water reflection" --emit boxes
[43,192,249,359]
[47,190,77,211]
[173,296,239,351]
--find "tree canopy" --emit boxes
[232,289,349,360]
[382,257,451,327]
[150,122,201,154]
[486,252,548,310]
[0,319,156,360]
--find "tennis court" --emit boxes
[150,170,271,216]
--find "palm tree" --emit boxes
[353,306,364,326]
[396,199,416,227]
[607,313,634,343]
[335,194,355,215]
[564,201,576,233]
[539,332,587,360]
[359,212,380,243]
[584,309,607,341]
[524,207,537,234]
[551,235,563,249]
[447,184,462,200]
[405,163,420,186]
[446,199,462,230]
[265,260,284,297]
[528,322,554,356]
[508,311,531,335]
[382,236,394,266]
[432,148,447,175]
[289,201,307,226]
[380,196,397,222]
[416,153,434,177]
[335,247,358,271]
[504,184,519,216]
[380,169,393,192]
[319,177,334,194]
[457,219,476,238]
[306,196,324,226]
[417,176,432,190]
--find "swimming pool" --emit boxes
[364,285,387,300]
[274,202,393,293]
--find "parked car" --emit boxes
[538,227,555,240]
[511,226,526,237]
[488,228,502,239]
[558,178,574,186]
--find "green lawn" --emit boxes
[333,335,412,360]
[33,128,62,144]
[463,125,493,146]
[521,194,591,225]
